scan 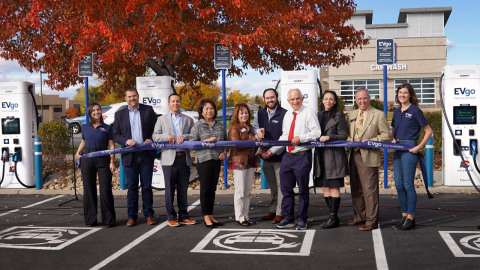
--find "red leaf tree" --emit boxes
[0,0,368,94]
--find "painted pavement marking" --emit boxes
[191,228,315,256]
[0,195,65,217]
[439,231,480,257]
[0,226,101,250]
[372,224,389,270]
[90,199,201,270]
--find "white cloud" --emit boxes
[0,58,28,73]
[446,39,456,50]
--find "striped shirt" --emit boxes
[190,119,227,164]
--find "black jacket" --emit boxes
[113,103,157,166]
[313,111,349,184]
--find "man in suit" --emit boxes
[269,89,321,230]
[113,87,158,227]
[346,88,390,231]
[253,88,287,223]
[152,94,196,227]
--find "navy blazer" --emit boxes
[113,103,158,167]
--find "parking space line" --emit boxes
[90,199,200,270]
[372,224,389,270]
[0,195,65,217]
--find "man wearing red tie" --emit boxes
[269,89,321,230]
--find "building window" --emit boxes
[36,105,49,110]
[340,80,380,106]
[394,79,435,104]
[53,105,63,113]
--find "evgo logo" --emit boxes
[2,102,19,110]
[454,88,476,96]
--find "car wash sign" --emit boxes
[376,39,394,65]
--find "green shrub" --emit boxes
[421,111,442,154]
[38,120,71,167]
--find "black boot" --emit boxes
[397,218,415,231]
[393,216,407,230]
[324,196,332,209]
[321,197,340,229]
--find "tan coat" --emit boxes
[346,106,390,167]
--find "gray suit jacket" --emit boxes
[152,113,194,166]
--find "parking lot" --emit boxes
[0,191,479,269]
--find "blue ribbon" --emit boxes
[78,140,433,198]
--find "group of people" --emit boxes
[75,83,432,232]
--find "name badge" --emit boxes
[272,120,279,123]
[240,128,246,132]
[405,113,413,118]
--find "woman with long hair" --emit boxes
[313,90,348,229]
[391,83,432,230]
[75,103,116,227]
[228,103,258,226]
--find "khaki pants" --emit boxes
[349,150,379,226]
[262,160,283,215]
[233,168,255,221]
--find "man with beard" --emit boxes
[253,88,287,223]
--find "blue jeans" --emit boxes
[393,148,418,215]
[124,152,154,220]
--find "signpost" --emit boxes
[78,53,93,123]
[377,39,394,189]
[214,44,232,189]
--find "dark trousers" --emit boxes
[349,150,379,226]
[196,160,221,216]
[80,155,116,226]
[124,151,154,220]
[162,155,190,221]
[280,151,312,222]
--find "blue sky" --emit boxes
[1,0,479,99]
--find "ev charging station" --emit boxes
[0,81,38,188]
[136,76,175,189]
[279,70,320,113]
[278,70,320,187]
[442,65,480,186]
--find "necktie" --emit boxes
[353,111,365,151]
[288,112,297,152]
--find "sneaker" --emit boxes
[276,219,295,229]
[179,219,197,225]
[296,220,307,230]
[168,220,180,227]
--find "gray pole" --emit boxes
[40,72,44,120]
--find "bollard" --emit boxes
[260,159,268,189]
[426,135,434,187]
[34,137,42,190]
[119,154,126,190]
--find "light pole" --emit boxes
[39,72,47,120]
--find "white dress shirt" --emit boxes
[270,105,321,154]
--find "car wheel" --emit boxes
[70,123,81,134]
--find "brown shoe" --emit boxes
[126,219,136,227]
[359,224,378,231]
[262,212,276,220]
[347,220,365,226]
[272,215,284,224]
[179,219,197,225]
[146,217,156,225]
[167,220,180,227]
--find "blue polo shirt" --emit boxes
[81,123,113,149]
[391,104,429,140]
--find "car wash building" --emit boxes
[325,7,452,109]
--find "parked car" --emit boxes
[66,105,112,134]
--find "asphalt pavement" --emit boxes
[0,192,479,270]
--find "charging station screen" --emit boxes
[1,118,20,134]
[453,106,477,125]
